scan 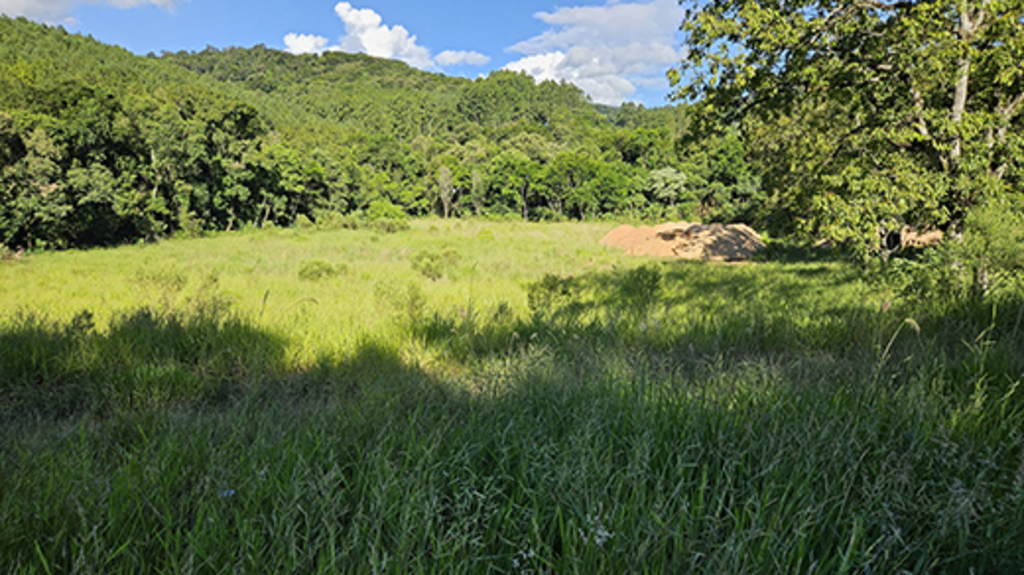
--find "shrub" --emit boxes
[298,259,345,281]
[527,273,582,322]
[887,201,1024,305]
[366,200,407,222]
[175,209,205,239]
[312,211,353,231]
[410,249,460,281]
[373,218,410,234]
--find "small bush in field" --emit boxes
[298,259,346,281]
[410,249,460,281]
[373,218,410,233]
[313,211,354,230]
[366,199,407,222]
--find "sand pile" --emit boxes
[900,227,943,248]
[600,221,765,261]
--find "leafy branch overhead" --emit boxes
[673,0,1024,254]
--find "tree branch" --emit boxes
[991,90,1024,179]
[910,87,949,173]
[998,91,1024,121]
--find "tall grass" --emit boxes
[1,220,1022,572]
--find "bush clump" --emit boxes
[297,259,347,281]
[887,201,1024,305]
[410,249,460,281]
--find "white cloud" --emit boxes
[285,3,491,70]
[0,0,178,22]
[284,33,330,55]
[503,0,684,105]
[435,50,490,67]
[333,1,432,68]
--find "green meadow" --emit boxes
[2,220,1023,573]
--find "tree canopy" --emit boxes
[672,0,1024,255]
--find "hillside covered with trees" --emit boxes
[0,16,762,250]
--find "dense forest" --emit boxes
[0,16,762,250]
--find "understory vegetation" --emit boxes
[2,221,1022,572]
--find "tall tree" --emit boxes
[436,165,454,219]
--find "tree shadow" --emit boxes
[3,265,1022,574]
[0,305,290,419]
[514,262,870,350]
[5,261,1020,424]
[753,239,852,264]
[0,301,465,424]
[411,260,1024,391]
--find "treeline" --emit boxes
[0,17,763,250]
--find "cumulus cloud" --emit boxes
[284,33,330,55]
[284,3,490,70]
[435,50,490,67]
[333,2,432,68]
[503,0,684,105]
[0,0,177,22]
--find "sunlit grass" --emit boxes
[1,220,1022,572]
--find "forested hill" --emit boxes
[0,16,763,250]
[158,44,603,141]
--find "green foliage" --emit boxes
[963,200,1024,276]
[297,259,345,281]
[313,209,410,233]
[0,304,285,416]
[673,0,1024,254]
[365,199,406,221]
[410,248,460,281]
[887,202,1024,304]
[527,273,584,325]
[618,263,663,317]
[0,17,769,251]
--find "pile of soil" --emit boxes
[900,227,943,249]
[600,221,765,261]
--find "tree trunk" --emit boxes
[950,56,970,165]
[950,7,986,166]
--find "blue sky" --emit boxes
[0,0,686,107]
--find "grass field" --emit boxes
[2,219,1023,573]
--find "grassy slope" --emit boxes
[1,221,1023,573]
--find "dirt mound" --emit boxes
[900,227,943,249]
[600,221,765,261]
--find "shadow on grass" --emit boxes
[753,238,853,264]
[0,301,460,426]
[412,260,1024,396]
[8,259,1018,423]
[0,304,289,418]
[2,264,1024,573]
[416,260,886,361]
